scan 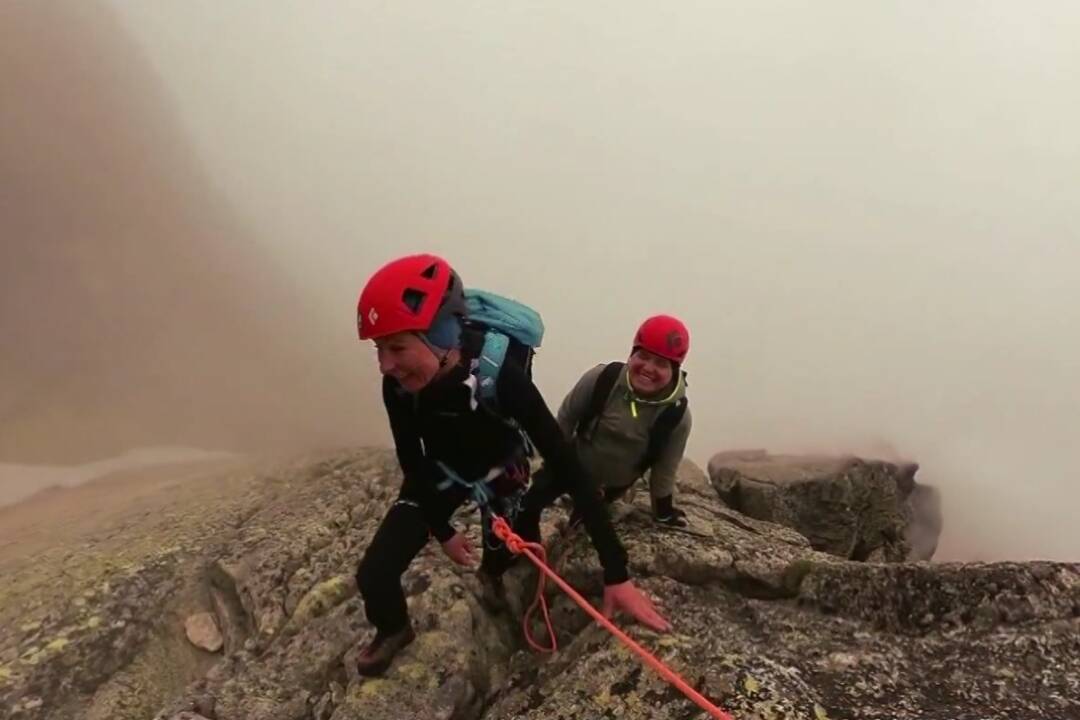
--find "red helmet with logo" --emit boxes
[633,314,690,364]
[357,254,466,340]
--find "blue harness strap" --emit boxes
[435,460,527,550]
[435,461,501,508]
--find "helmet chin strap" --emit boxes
[416,332,455,369]
[417,312,463,371]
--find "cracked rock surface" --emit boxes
[2,450,1076,720]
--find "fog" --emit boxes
[4,2,1078,560]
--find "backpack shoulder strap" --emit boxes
[575,361,623,437]
[473,331,510,405]
[637,397,689,473]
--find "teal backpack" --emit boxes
[461,289,544,408]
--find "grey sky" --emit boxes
[101,1,1079,560]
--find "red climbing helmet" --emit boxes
[633,314,690,364]
[357,254,466,340]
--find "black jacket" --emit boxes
[383,359,628,582]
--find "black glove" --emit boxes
[653,495,688,528]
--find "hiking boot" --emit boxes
[477,570,508,613]
[356,624,416,677]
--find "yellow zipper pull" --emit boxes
[630,399,638,418]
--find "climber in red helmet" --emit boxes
[498,314,692,577]
[552,314,693,528]
[353,253,670,677]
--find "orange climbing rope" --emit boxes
[506,523,558,654]
[490,515,735,720]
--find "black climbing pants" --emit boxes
[356,489,513,634]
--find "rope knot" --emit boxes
[492,516,532,555]
[491,516,511,542]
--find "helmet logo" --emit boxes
[368,308,379,327]
[666,330,683,351]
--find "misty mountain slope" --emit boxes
[0,1,371,464]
